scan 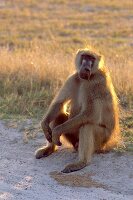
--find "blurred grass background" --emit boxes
[0,0,132,148]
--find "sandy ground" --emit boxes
[0,120,133,200]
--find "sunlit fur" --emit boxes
[75,49,120,151]
[35,48,121,173]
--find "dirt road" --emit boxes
[0,121,132,200]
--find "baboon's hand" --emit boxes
[52,126,62,146]
[41,120,52,143]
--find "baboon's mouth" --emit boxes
[79,72,90,80]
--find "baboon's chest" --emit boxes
[69,87,81,118]
[77,82,91,109]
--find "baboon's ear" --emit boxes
[98,55,102,60]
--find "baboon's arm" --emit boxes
[41,74,77,141]
[52,99,114,136]
[52,111,91,135]
[52,111,92,145]
[42,74,77,124]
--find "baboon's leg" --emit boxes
[93,125,112,153]
[35,113,68,159]
[62,124,94,173]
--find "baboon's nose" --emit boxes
[85,68,90,72]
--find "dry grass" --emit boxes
[0,42,74,117]
[0,41,132,119]
[0,0,133,119]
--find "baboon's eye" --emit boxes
[89,56,95,62]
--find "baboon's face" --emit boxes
[79,54,96,80]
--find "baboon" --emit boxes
[35,48,120,173]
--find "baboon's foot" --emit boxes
[35,145,55,159]
[62,161,87,173]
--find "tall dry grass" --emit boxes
[0,42,73,117]
[0,41,132,118]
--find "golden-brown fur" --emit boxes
[35,48,120,173]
